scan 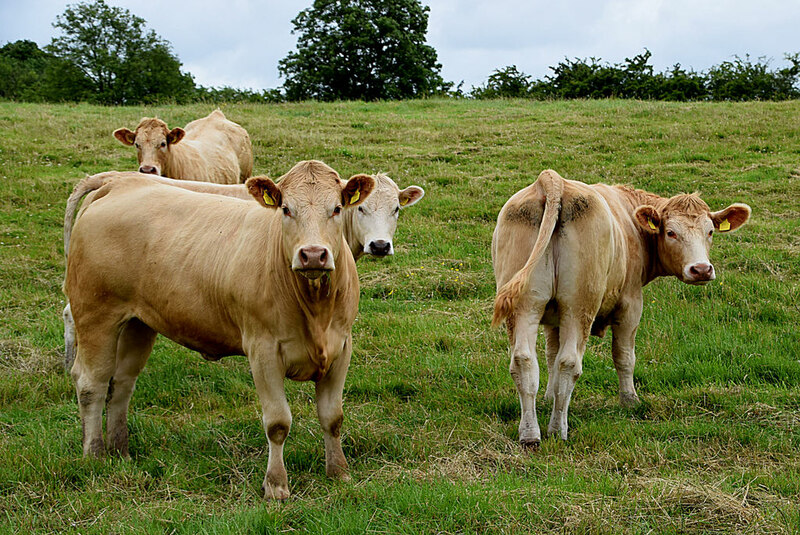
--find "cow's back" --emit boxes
[184,110,253,182]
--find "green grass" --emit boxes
[1,99,798,533]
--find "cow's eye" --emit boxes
[358,206,364,213]
[134,143,140,149]
[394,206,400,214]
[333,206,342,216]
[160,141,166,148]
[666,230,677,239]
[282,206,291,217]
[708,229,714,237]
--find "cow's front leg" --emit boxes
[315,337,351,480]
[611,306,642,407]
[248,352,292,500]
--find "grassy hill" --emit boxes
[0,99,798,533]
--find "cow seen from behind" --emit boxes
[492,169,751,447]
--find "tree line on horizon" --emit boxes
[2,0,799,105]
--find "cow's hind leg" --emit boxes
[547,312,591,441]
[543,326,559,403]
[508,306,545,449]
[105,318,157,458]
[70,322,119,457]
[315,337,351,480]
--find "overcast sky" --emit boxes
[2,0,799,91]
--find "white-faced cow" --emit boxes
[61,172,425,370]
[342,173,424,259]
[64,161,374,500]
[492,169,751,447]
[113,109,253,184]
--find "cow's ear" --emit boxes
[113,128,136,146]
[342,174,375,207]
[398,185,425,208]
[167,127,185,145]
[246,176,281,209]
[634,205,661,235]
[711,203,751,232]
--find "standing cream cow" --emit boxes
[492,169,750,447]
[64,161,374,499]
[113,109,253,184]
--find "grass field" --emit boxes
[0,99,798,534]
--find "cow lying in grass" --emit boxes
[492,169,751,447]
[113,109,253,184]
[62,171,424,369]
[63,161,373,499]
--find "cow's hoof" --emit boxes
[326,465,351,481]
[520,438,540,451]
[262,483,290,501]
[619,393,641,408]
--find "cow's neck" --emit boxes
[270,235,349,377]
[163,144,194,179]
[342,210,364,261]
[613,185,669,285]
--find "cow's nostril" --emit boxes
[320,249,328,263]
[139,166,158,175]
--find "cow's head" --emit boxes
[635,194,751,284]
[350,173,424,258]
[246,161,374,279]
[113,117,185,176]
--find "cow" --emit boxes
[63,161,374,500]
[61,171,424,370]
[491,169,750,447]
[113,109,253,184]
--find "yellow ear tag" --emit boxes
[648,219,657,231]
[349,190,360,205]
[400,197,409,206]
[719,218,731,231]
[263,192,275,206]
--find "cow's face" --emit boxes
[635,195,751,284]
[113,118,185,176]
[246,161,374,279]
[352,174,424,257]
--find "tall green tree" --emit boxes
[47,0,195,104]
[279,0,449,101]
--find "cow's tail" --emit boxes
[491,170,564,328]
[63,172,116,258]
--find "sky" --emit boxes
[2,0,799,91]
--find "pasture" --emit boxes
[1,99,798,533]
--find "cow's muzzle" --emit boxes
[139,165,160,175]
[293,245,334,279]
[684,262,715,284]
[366,239,393,257]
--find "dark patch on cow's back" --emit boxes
[503,199,544,227]
[561,195,593,223]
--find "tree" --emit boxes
[470,66,532,99]
[279,0,449,101]
[47,0,194,104]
